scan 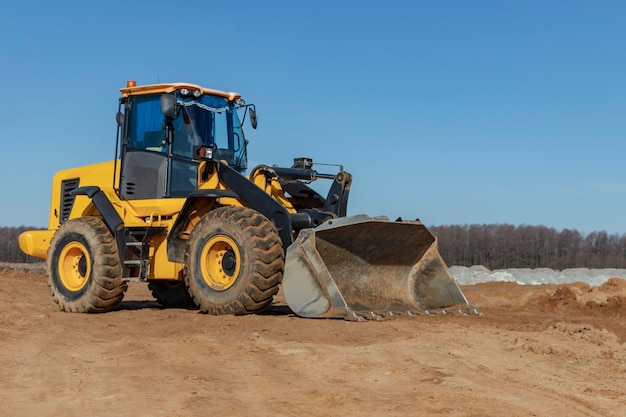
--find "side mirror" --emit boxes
[249,106,257,129]
[116,112,124,127]
[160,93,177,118]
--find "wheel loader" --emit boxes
[18,80,476,320]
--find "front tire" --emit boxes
[184,206,285,315]
[47,217,126,313]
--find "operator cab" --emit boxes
[116,81,254,200]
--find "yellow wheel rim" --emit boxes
[58,242,91,292]
[200,235,241,291]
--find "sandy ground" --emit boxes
[1,267,625,417]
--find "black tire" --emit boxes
[46,217,126,313]
[148,280,196,308]
[184,206,284,315]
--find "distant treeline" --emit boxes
[0,226,44,263]
[2,224,626,269]
[430,224,626,269]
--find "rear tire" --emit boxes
[148,280,195,308]
[47,217,126,313]
[184,206,284,315]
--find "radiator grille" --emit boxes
[124,182,137,196]
[60,178,80,223]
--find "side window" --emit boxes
[128,96,165,152]
[213,111,228,149]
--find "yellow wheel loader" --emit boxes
[18,80,477,320]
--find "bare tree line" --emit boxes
[2,224,626,269]
[0,226,43,263]
[430,224,626,269]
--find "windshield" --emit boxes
[126,93,247,171]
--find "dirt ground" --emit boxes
[1,267,625,417]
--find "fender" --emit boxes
[166,189,240,263]
[216,162,294,248]
[70,186,126,263]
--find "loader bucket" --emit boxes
[282,215,474,320]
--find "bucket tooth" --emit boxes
[367,311,385,321]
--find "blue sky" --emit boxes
[1,0,624,234]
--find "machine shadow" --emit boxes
[115,299,294,316]
[115,300,174,311]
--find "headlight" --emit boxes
[193,145,216,160]
[180,88,190,96]
[235,98,245,106]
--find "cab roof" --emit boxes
[120,81,241,101]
